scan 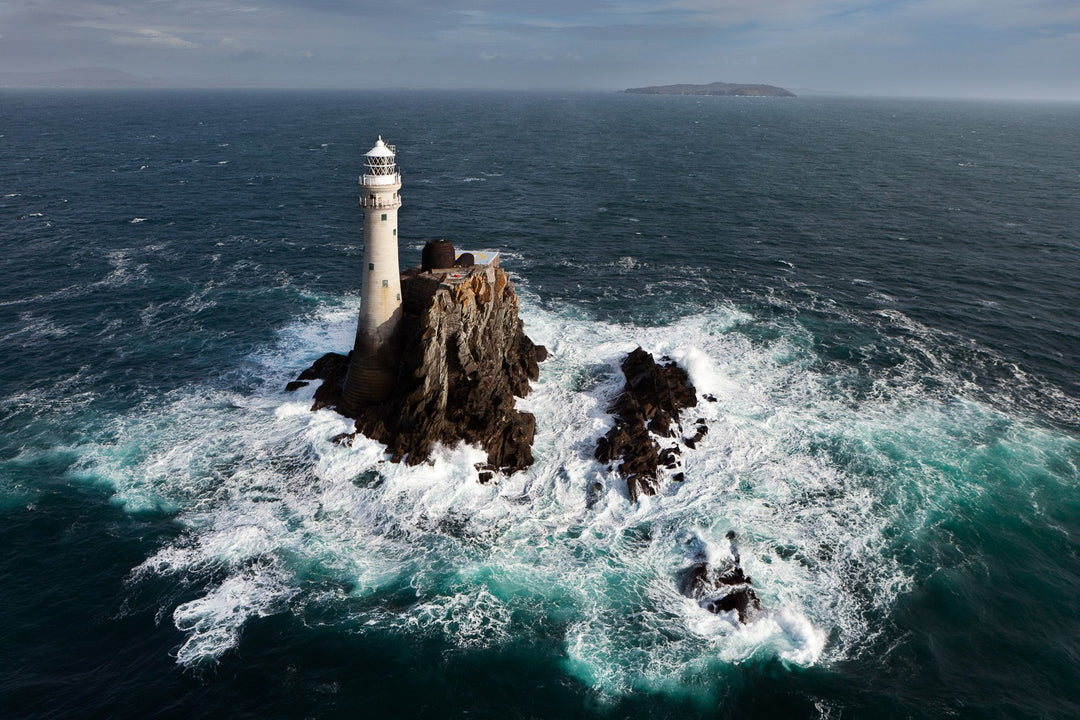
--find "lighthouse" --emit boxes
[341,137,404,410]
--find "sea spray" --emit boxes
[65,297,968,692]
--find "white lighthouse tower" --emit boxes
[342,137,404,410]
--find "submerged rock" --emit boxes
[289,265,544,475]
[594,347,699,500]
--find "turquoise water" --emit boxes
[1,91,1079,718]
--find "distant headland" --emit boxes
[623,81,795,97]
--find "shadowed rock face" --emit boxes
[594,347,698,501]
[288,265,544,475]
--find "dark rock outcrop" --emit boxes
[679,531,762,623]
[295,352,350,410]
[288,265,544,475]
[594,347,698,501]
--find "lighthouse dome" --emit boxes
[365,136,395,158]
[362,136,399,184]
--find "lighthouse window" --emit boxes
[382,279,388,288]
[368,263,374,271]
[393,229,397,236]
[381,213,387,221]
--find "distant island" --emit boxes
[623,82,795,97]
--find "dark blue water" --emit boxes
[2,90,1079,719]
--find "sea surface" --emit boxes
[2,90,1079,719]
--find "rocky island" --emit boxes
[624,81,795,97]
[289,242,545,476]
[286,138,544,477]
[286,136,762,624]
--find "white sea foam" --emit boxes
[97,249,149,289]
[66,293,1076,696]
[1,312,71,345]
[173,565,297,665]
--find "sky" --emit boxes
[2,0,1079,99]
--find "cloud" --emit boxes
[1,0,1079,96]
[898,0,1080,29]
[106,27,199,49]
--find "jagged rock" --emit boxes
[594,347,698,500]
[684,418,709,448]
[680,563,761,622]
[679,531,762,623]
[298,351,350,382]
[288,351,351,411]
[289,266,543,475]
[585,480,605,509]
[626,474,661,501]
[658,446,681,467]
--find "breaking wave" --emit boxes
[68,291,1079,698]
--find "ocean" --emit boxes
[1,90,1078,719]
